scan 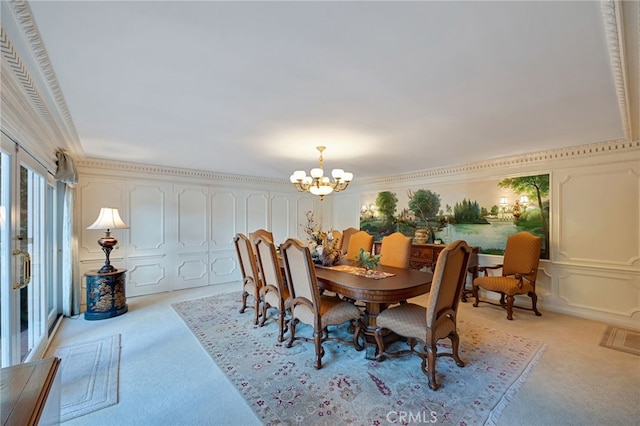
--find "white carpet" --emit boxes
[47,334,121,422]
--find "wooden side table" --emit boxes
[85,269,128,320]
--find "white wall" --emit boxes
[75,139,640,330]
[335,140,640,330]
[75,160,322,300]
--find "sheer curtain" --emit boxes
[54,151,80,316]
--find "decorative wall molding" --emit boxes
[601,0,632,141]
[77,138,640,191]
[360,138,640,186]
[2,0,83,157]
[77,157,293,187]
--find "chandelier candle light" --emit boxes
[87,207,129,273]
[290,146,353,200]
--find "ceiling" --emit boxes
[27,1,638,181]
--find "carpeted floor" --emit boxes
[46,334,121,422]
[173,292,546,425]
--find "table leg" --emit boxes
[363,302,393,360]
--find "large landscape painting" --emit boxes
[360,174,550,259]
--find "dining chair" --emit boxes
[379,232,412,269]
[233,233,263,325]
[374,240,473,390]
[340,227,359,255]
[281,238,364,369]
[345,231,374,260]
[249,228,274,246]
[254,234,290,342]
[472,231,543,320]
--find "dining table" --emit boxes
[314,261,433,358]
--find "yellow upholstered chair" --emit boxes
[374,240,473,390]
[340,227,359,255]
[472,231,542,320]
[254,234,290,342]
[379,232,412,269]
[345,231,374,260]
[233,233,262,325]
[281,238,364,369]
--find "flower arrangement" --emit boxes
[302,211,342,266]
[355,248,380,271]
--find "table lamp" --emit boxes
[87,207,129,273]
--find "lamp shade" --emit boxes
[87,207,129,230]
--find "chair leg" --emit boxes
[240,290,248,313]
[277,309,286,342]
[374,327,386,361]
[472,284,480,307]
[313,329,323,370]
[424,343,440,390]
[352,319,364,351]
[449,332,465,368]
[285,318,298,348]
[253,296,260,325]
[259,301,268,327]
[506,294,515,320]
[530,291,542,316]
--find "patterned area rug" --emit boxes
[46,334,121,422]
[172,292,545,425]
[600,326,640,356]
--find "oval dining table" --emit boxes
[314,261,433,358]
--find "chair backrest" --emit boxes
[346,231,374,260]
[281,238,321,323]
[379,232,412,268]
[254,234,287,298]
[501,232,542,283]
[249,229,274,245]
[426,240,472,329]
[341,227,359,255]
[233,233,261,288]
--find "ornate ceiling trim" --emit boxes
[601,1,632,141]
[76,158,292,187]
[77,138,638,188]
[363,139,640,186]
[1,0,83,157]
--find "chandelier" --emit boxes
[290,146,353,200]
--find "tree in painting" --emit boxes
[375,191,398,225]
[498,174,550,257]
[408,189,441,242]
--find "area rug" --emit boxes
[172,292,545,425]
[47,334,121,422]
[599,326,640,356]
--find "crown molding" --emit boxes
[601,0,633,141]
[1,0,83,158]
[360,139,640,186]
[78,139,639,189]
[76,157,292,187]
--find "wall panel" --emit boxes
[557,168,639,268]
[126,182,171,296]
[245,191,269,233]
[174,184,209,289]
[270,193,291,245]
